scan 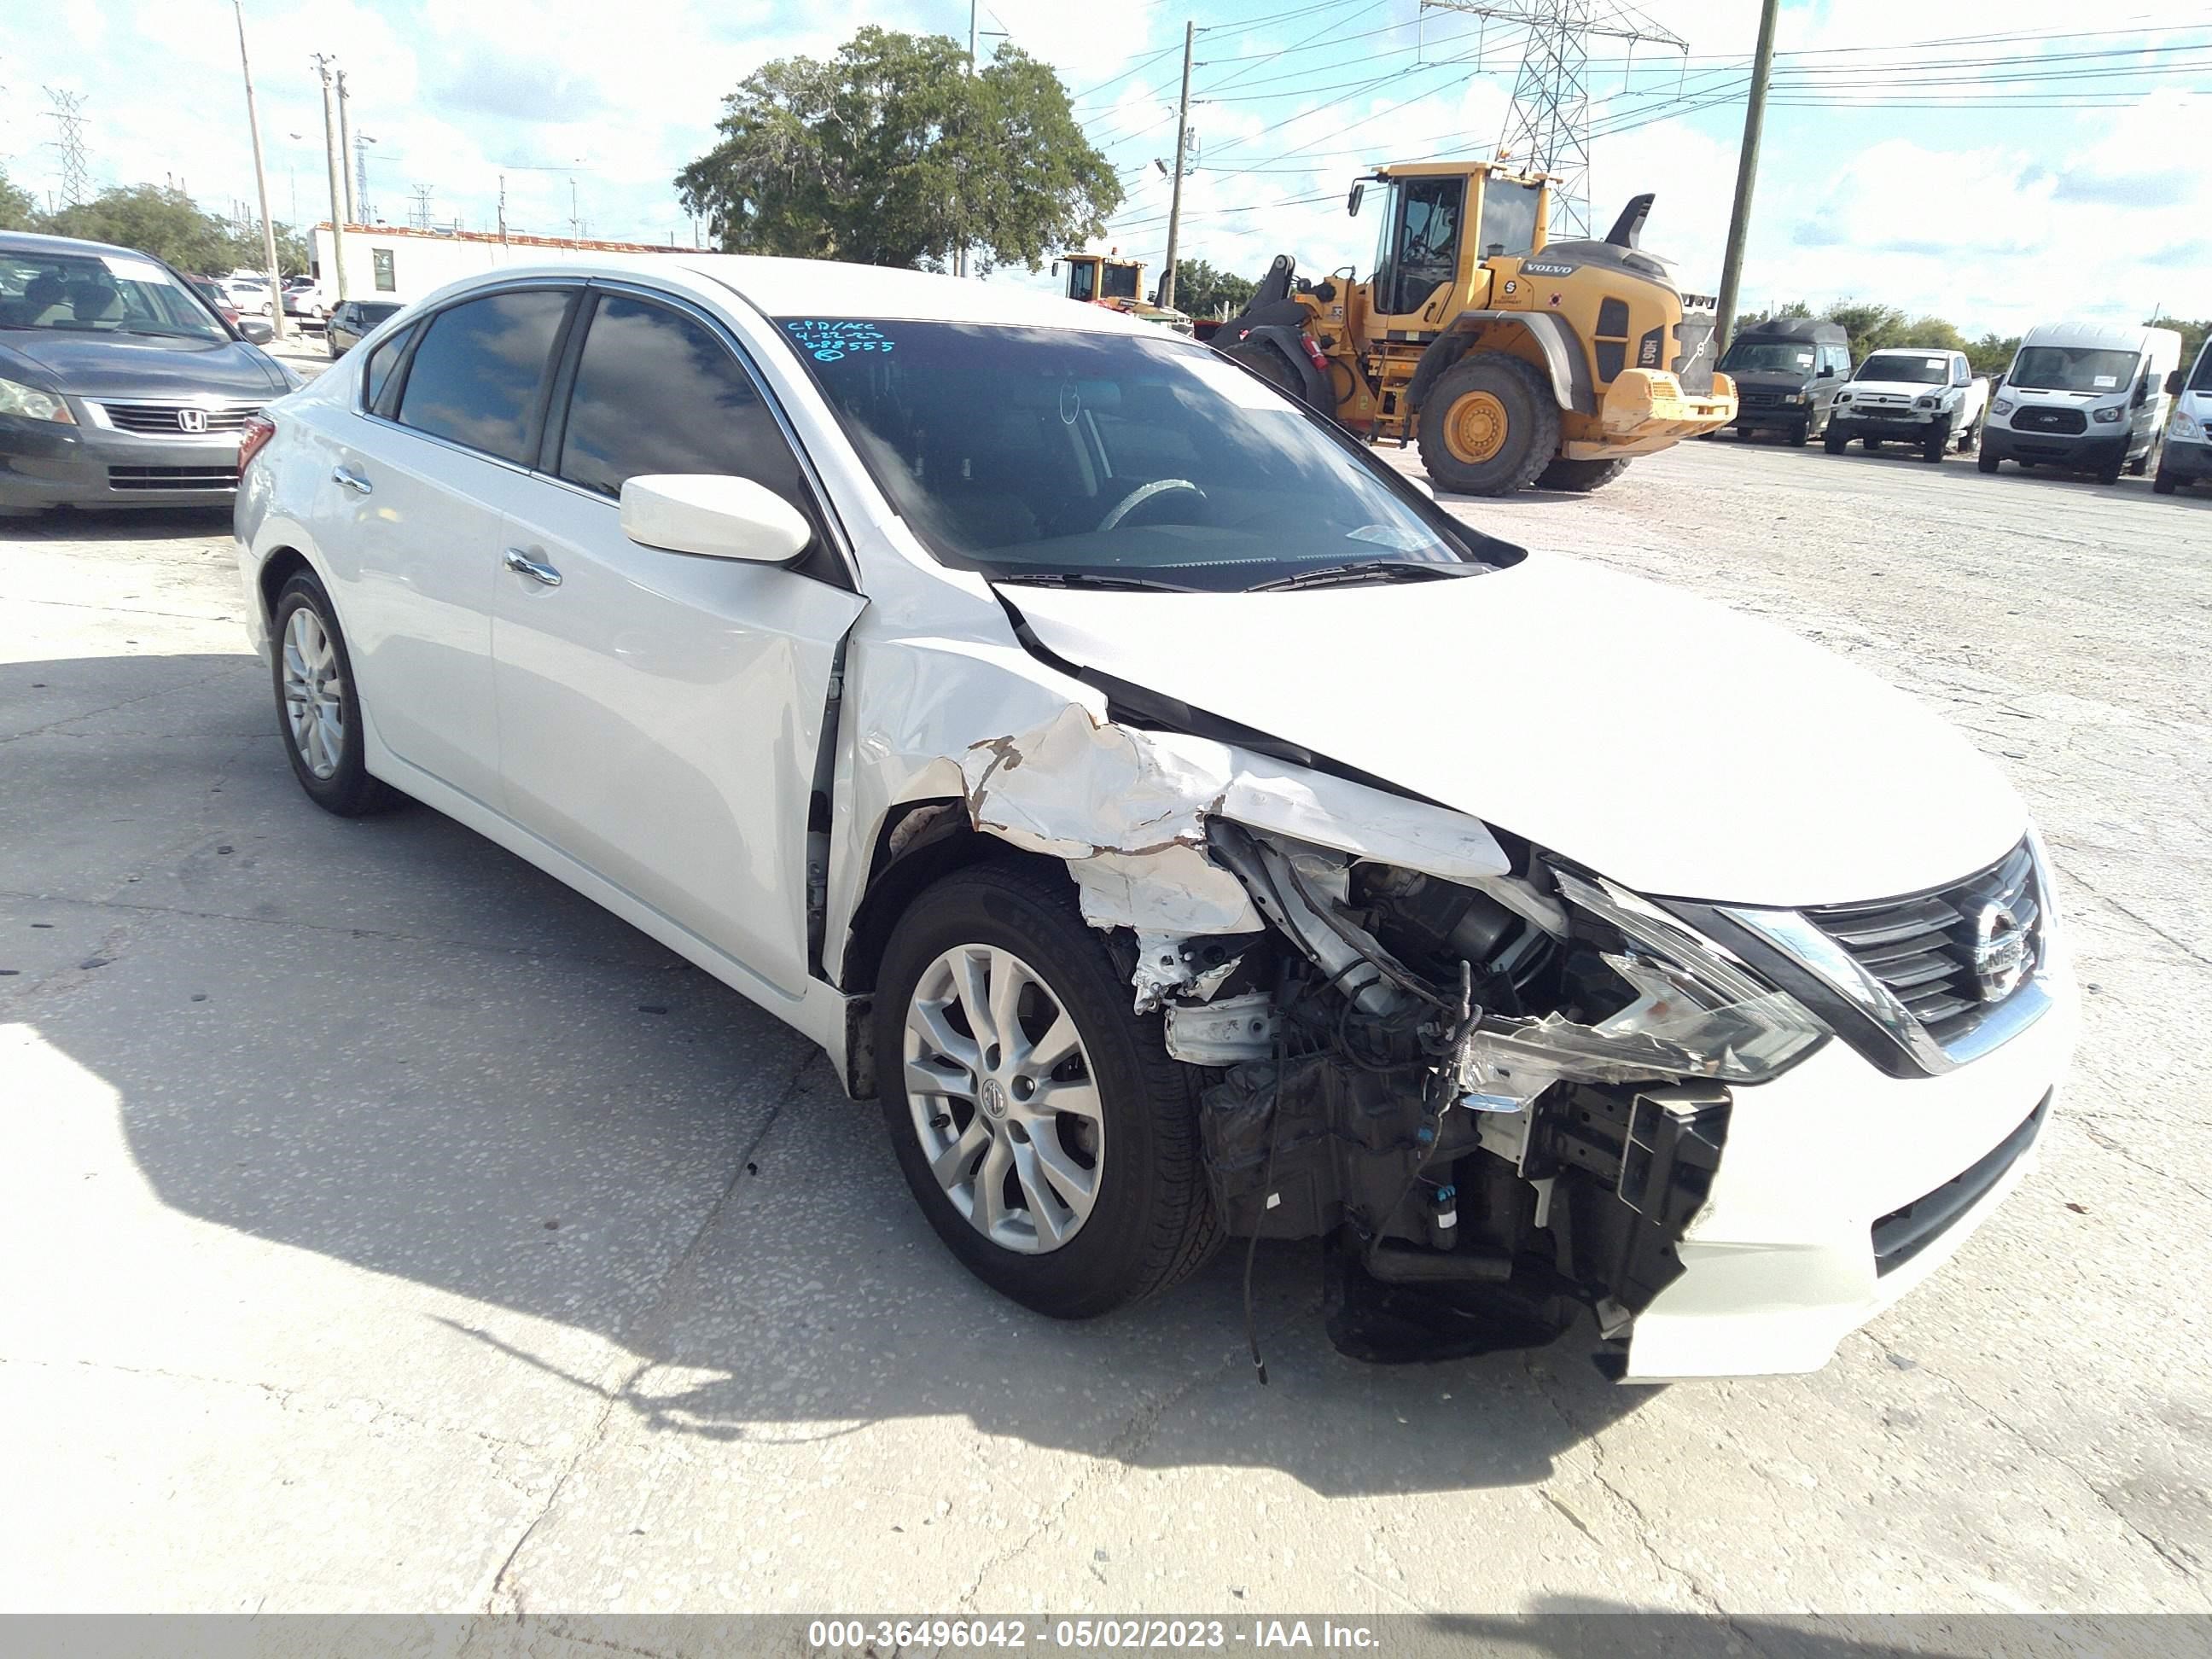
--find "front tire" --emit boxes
[1534,456,1627,492]
[1788,419,1810,446]
[270,571,401,818]
[875,862,1220,1319]
[1922,423,1949,463]
[1976,445,2001,474]
[1417,352,1560,496]
[1824,426,1849,455]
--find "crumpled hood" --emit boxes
[998,555,2026,909]
[0,333,286,399]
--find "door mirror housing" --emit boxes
[2166,368,2183,396]
[620,474,812,564]
[1347,182,1365,218]
[1817,364,1836,378]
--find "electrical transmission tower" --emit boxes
[1419,2,1685,240]
[44,87,93,207]
[409,185,433,230]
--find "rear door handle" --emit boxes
[503,548,562,588]
[331,465,372,495]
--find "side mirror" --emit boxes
[1817,364,1836,378]
[1051,261,1062,276]
[620,474,812,564]
[1347,182,1365,218]
[2168,369,2184,396]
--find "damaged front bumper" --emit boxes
[937,701,2072,1381]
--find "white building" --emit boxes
[308,222,691,303]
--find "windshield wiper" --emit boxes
[1248,560,1469,593]
[992,571,1201,592]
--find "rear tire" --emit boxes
[1221,341,1305,402]
[1534,456,1627,492]
[270,571,402,818]
[1956,418,1980,453]
[1416,352,1560,496]
[875,861,1221,1320]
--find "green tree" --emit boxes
[0,166,37,231]
[1967,332,2021,378]
[1167,258,1255,318]
[40,184,239,273]
[676,26,1119,273]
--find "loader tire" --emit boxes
[1221,341,1306,402]
[1534,456,1627,493]
[1417,352,1560,496]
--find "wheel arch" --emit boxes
[256,544,316,627]
[836,799,1086,1097]
[1408,311,1592,418]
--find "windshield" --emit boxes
[781,319,1513,591]
[1720,340,1817,375]
[0,251,228,341]
[2009,345,2140,394]
[2191,345,2212,393]
[1854,353,1947,385]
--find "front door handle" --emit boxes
[503,547,562,588]
[332,464,372,495]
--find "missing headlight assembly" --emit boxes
[952,703,1835,1368]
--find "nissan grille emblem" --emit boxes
[177,407,209,434]
[1970,899,2032,1003]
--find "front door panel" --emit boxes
[492,489,864,995]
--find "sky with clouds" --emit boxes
[2,0,2204,335]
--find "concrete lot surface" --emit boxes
[1,439,2207,1617]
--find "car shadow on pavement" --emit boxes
[2,505,236,543]
[7,650,1648,1499]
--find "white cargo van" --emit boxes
[1981,321,2182,482]
[2153,334,2211,496]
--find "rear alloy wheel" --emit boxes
[1416,352,1560,496]
[876,863,1220,1318]
[271,571,401,818]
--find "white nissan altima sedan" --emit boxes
[234,256,2075,1381]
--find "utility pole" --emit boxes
[1714,0,1779,354]
[497,173,508,247]
[312,55,348,300]
[335,68,357,224]
[1160,20,1196,311]
[231,1,288,339]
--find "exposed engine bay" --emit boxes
[951,699,1822,1371]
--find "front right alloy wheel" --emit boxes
[876,862,1220,1318]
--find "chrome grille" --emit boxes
[96,400,262,435]
[1807,841,2041,1051]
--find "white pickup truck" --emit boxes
[1822,347,1989,463]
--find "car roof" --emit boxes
[2018,319,2159,353]
[1734,317,1847,344]
[0,227,161,261]
[433,253,1155,337]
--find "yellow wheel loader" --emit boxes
[1214,160,1736,494]
[1056,253,1194,335]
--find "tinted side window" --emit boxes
[556,294,813,521]
[396,289,570,464]
[363,320,418,416]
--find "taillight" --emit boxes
[238,412,277,474]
